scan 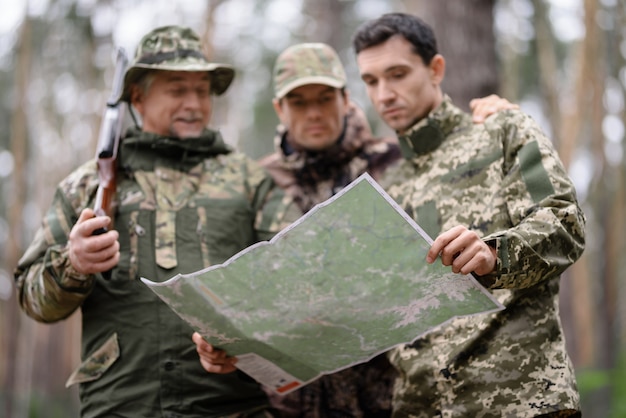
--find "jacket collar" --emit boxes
[398,95,473,159]
[119,127,232,171]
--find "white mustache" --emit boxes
[177,113,203,122]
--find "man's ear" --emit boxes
[430,54,446,85]
[272,98,286,123]
[342,89,350,108]
[130,85,144,115]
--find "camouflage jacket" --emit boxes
[257,103,401,417]
[381,96,586,418]
[14,128,280,418]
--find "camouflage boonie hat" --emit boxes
[273,43,346,99]
[120,25,235,102]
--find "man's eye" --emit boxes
[391,71,406,80]
[364,79,377,87]
[169,88,186,96]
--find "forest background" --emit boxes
[0,0,624,417]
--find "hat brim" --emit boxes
[119,62,235,103]
[275,76,345,99]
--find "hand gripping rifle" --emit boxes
[92,48,128,278]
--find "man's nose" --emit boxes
[182,91,202,109]
[305,101,324,118]
[376,80,396,104]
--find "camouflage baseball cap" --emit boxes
[119,25,235,102]
[273,43,346,99]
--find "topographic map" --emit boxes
[141,173,503,394]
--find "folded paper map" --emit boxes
[141,173,504,394]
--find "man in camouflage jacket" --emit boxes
[14,26,282,418]
[353,13,586,418]
[258,43,402,418]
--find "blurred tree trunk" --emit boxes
[301,0,349,51]
[4,15,33,418]
[531,0,562,146]
[617,1,626,360]
[529,0,598,375]
[401,0,499,110]
[201,0,221,60]
[519,0,625,416]
[584,0,624,414]
[202,0,233,142]
[566,0,608,368]
[5,8,102,416]
[596,3,626,373]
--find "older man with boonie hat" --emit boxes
[119,25,235,139]
[15,24,285,418]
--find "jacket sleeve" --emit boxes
[478,110,586,289]
[14,166,98,323]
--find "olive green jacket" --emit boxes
[14,128,281,418]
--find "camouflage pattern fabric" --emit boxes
[120,25,234,102]
[267,354,397,418]
[257,102,401,417]
[273,42,346,99]
[14,127,286,418]
[65,332,120,387]
[378,96,586,418]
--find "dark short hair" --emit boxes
[352,12,438,65]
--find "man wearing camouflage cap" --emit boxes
[353,13,585,417]
[259,42,402,417]
[14,25,284,418]
[193,42,517,417]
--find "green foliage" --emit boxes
[0,390,78,418]
[577,350,626,418]
[609,352,626,418]
[577,368,611,394]
[27,391,78,418]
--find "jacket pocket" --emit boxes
[65,332,120,387]
[194,198,256,265]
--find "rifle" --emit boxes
[92,48,128,279]
[93,47,128,230]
